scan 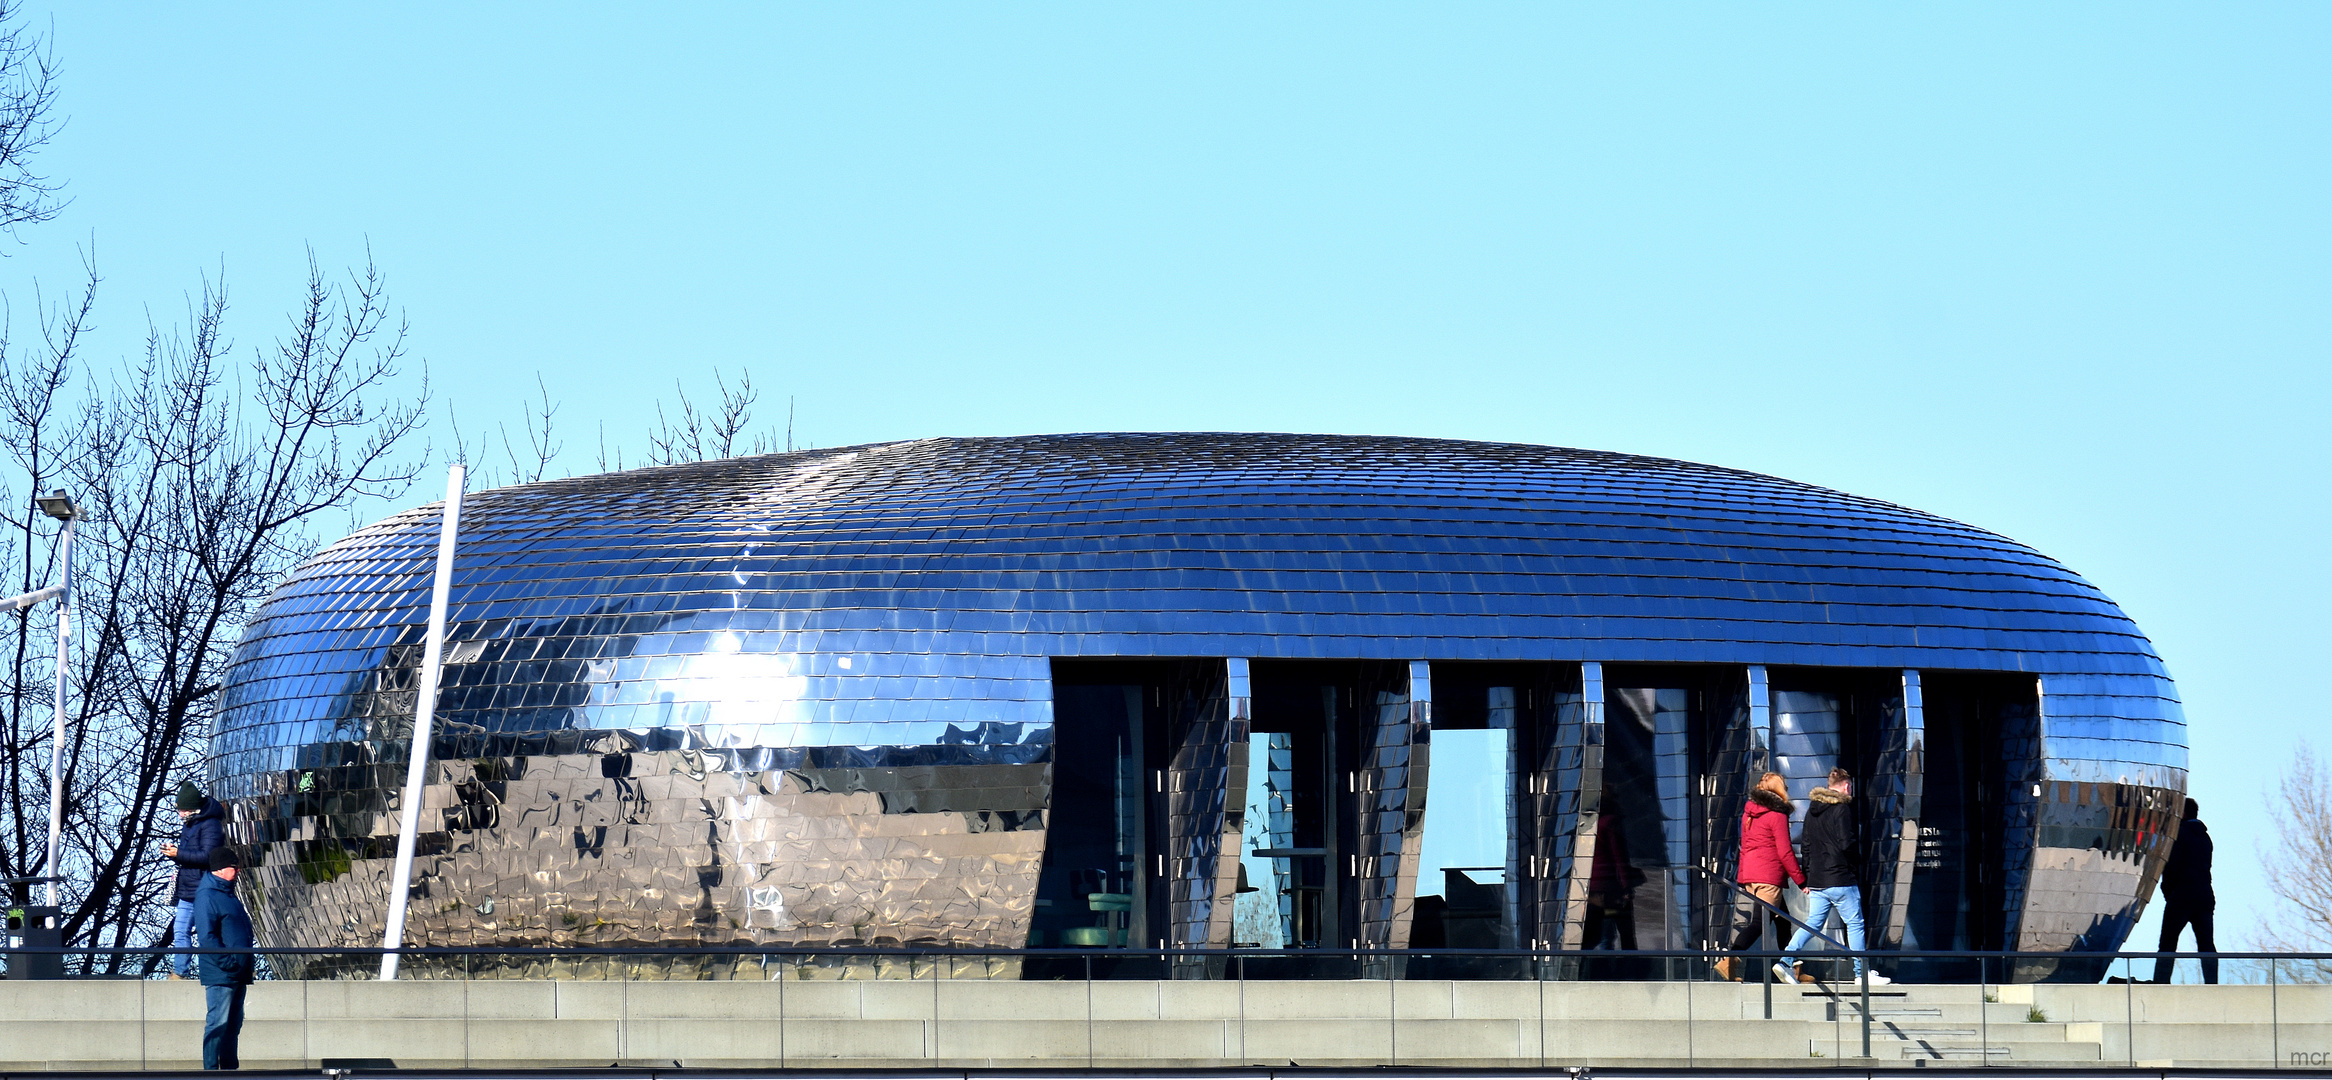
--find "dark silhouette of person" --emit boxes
[1583,792,1639,950]
[2153,797,2215,984]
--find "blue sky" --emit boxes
[8,4,2324,958]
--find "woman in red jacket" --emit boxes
[1715,771,1803,980]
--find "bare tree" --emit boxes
[0,0,61,241]
[0,255,95,891]
[2258,740,2332,980]
[0,252,428,966]
[498,375,562,484]
[640,368,776,466]
[0,2,432,966]
[445,374,561,489]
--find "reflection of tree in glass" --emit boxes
[1232,732,1291,948]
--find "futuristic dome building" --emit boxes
[214,434,2186,978]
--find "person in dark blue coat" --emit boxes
[2153,797,2216,984]
[162,781,225,979]
[194,847,255,1070]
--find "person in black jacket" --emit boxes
[161,782,225,979]
[194,846,255,1070]
[1777,767,1889,985]
[2153,797,2216,984]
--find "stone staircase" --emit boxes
[1759,981,2105,1062]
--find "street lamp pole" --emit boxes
[32,489,77,910]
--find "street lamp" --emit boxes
[35,490,76,911]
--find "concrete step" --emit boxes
[1762,999,2035,1025]
[1826,1003,1944,1020]
[1897,1043,2105,1062]
[1900,1045,2010,1060]
[1858,1022,2094,1045]
[1810,1018,2107,1064]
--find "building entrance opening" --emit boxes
[1035,662,1156,961]
[1039,658,1244,974]
[1232,661,1418,975]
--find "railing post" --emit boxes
[1760,910,1773,1020]
[1859,955,1870,1058]
[1684,953,1694,1069]
[1236,951,1247,1065]
[1387,956,1397,1066]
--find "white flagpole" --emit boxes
[380,464,464,980]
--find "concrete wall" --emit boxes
[0,979,2316,1071]
[1998,983,2332,1068]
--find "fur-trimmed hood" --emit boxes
[1737,784,1805,886]
[1810,786,1851,806]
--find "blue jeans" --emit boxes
[1783,885,1868,976]
[203,983,246,1070]
[173,899,198,977]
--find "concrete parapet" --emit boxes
[0,977,2311,1070]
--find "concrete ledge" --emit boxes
[0,978,2309,1070]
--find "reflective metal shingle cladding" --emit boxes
[214,433,2184,963]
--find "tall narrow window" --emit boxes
[1234,731,1294,947]
[1416,710,1514,948]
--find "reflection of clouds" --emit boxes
[676,652,812,725]
[575,646,817,739]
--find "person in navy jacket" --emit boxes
[161,781,225,979]
[193,847,255,1070]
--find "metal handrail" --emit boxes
[20,943,2321,960]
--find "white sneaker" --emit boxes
[1773,962,1798,983]
[1863,972,1893,986]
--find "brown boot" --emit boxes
[1714,957,1739,982]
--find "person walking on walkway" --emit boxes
[1716,771,1801,980]
[1583,790,1641,950]
[195,847,255,1070]
[2153,797,2216,984]
[162,782,224,980]
[1777,768,1890,985]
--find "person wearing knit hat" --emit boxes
[161,780,224,980]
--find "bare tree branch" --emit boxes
[497,374,560,485]
[2257,740,2332,980]
[0,251,429,967]
[642,368,775,466]
[0,1,63,243]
